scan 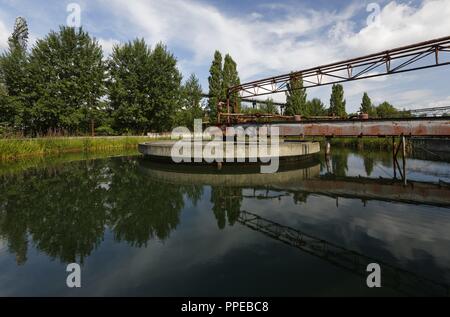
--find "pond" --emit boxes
[0,148,449,296]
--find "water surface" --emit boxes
[0,148,449,296]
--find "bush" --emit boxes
[95,125,115,136]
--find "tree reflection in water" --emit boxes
[0,157,201,264]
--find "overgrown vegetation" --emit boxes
[0,136,154,161]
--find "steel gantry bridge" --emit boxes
[228,35,450,100]
[218,36,450,138]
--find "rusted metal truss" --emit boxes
[235,117,450,137]
[238,210,449,296]
[228,36,450,99]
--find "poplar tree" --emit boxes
[0,17,30,133]
[329,84,347,117]
[208,51,223,123]
[222,54,241,112]
[360,92,376,117]
[285,74,307,116]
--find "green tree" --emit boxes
[208,51,223,123]
[261,98,278,114]
[375,101,398,118]
[108,40,181,133]
[307,98,326,116]
[285,74,307,116]
[360,92,376,117]
[0,17,30,133]
[329,84,346,117]
[27,26,106,135]
[148,43,182,131]
[222,54,241,112]
[175,73,203,129]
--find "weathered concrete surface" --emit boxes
[138,140,320,162]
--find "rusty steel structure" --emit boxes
[227,35,450,101]
[219,36,450,129]
[234,117,450,137]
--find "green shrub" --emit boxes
[95,125,116,136]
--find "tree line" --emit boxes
[0,20,206,136]
[0,19,411,137]
[267,75,410,118]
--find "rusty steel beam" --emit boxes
[236,117,450,137]
[229,36,450,99]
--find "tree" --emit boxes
[208,51,223,123]
[0,17,30,133]
[360,92,376,117]
[307,98,326,116]
[9,17,29,51]
[175,73,203,129]
[329,84,346,117]
[27,26,106,135]
[222,54,241,112]
[108,39,181,133]
[147,43,182,132]
[375,101,398,118]
[260,98,278,114]
[285,74,307,116]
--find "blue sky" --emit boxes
[0,0,449,112]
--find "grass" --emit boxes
[0,136,157,162]
[0,148,140,176]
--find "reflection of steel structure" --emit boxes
[139,160,450,207]
[238,210,450,296]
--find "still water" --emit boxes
[0,148,449,296]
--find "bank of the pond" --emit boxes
[0,136,159,161]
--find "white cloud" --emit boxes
[99,0,450,112]
[338,0,450,54]
[0,18,9,50]
[103,0,362,81]
[98,38,120,57]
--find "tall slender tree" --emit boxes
[0,17,30,133]
[9,17,29,51]
[329,84,346,117]
[208,51,223,123]
[360,92,376,117]
[285,74,307,116]
[222,54,241,112]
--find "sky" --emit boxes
[0,0,449,113]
